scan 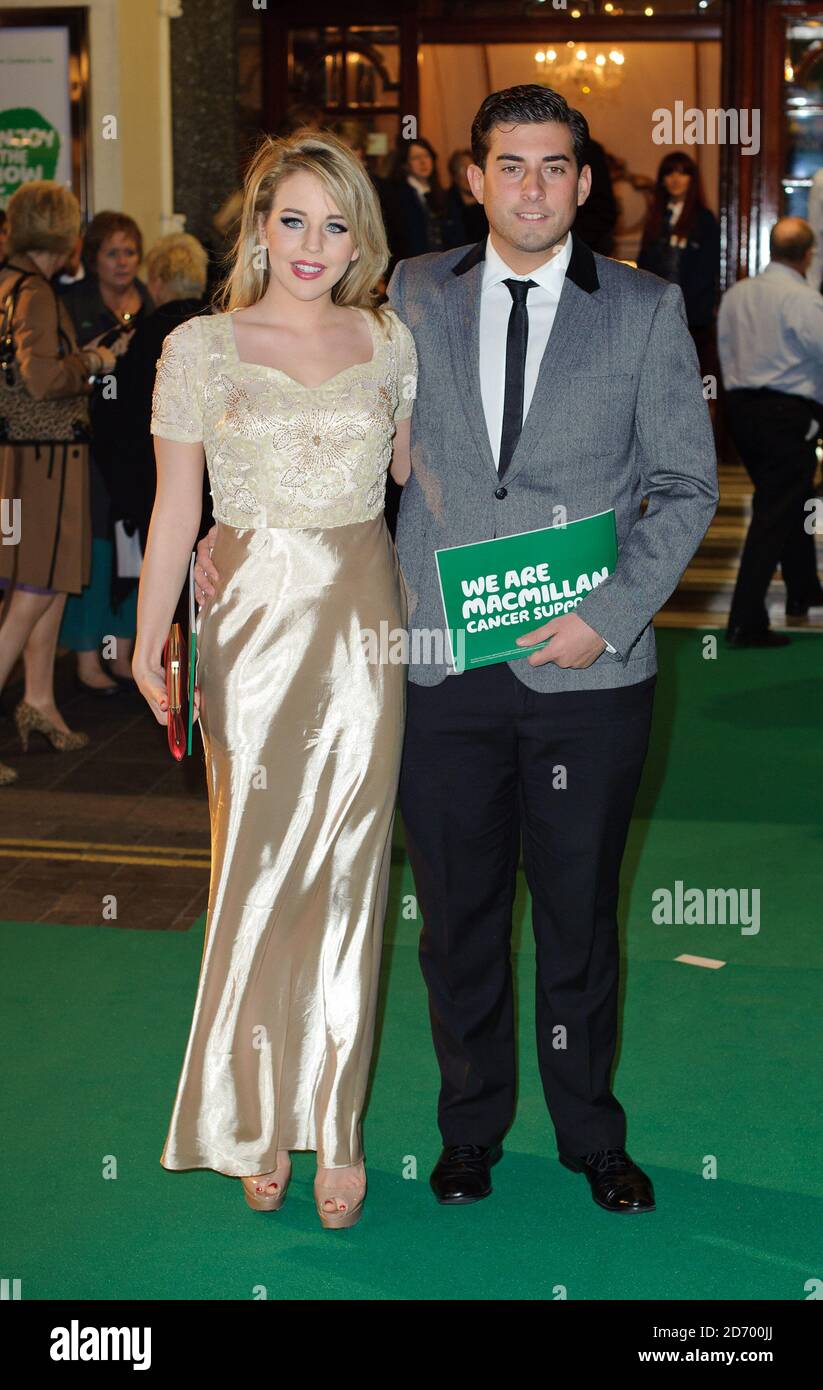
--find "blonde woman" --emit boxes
[133,131,416,1228]
[0,182,129,785]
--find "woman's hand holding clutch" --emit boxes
[133,647,201,728]
[133,648,170,725]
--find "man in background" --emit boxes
[718,217,823,646]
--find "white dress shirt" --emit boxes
[477,231,616,654]
[406,174,430,201]
[665,198,686,246]
[479,230,572,467]
[718,259,823,407]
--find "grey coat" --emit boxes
[387,230,719,690]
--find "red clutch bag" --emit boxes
[162,623,187,762]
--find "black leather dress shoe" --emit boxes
[786,591,823,618]
[74,676,120,698]
[725,627,790,648]
[430,1143,503,1204]
[559,1148,656,1213]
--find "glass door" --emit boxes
[782,16,823,219]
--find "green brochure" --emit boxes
[435,508,618,671]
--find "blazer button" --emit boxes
[494,486,508,500]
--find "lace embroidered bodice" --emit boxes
[150,306,417,529]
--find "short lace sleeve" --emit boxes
[389,312,418,422]
[150,316,204,443]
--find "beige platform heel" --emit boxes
[241,1153,292,1211]
[314,1159,367,1229]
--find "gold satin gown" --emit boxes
[149,305,417,1173]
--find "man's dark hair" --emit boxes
[471,84,590,172]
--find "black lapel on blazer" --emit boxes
[451,239,486,278]
[451,228,599,292]
[566,230,599,293]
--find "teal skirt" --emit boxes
[59,537,138,651]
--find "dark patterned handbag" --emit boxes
[0,266,91,447]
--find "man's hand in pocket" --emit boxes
[193,524,220,605]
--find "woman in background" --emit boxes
[382,136,461,268]
[59,212,154,694]
[638,151,720,380]
[0,183,128,786]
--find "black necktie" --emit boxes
[498,278,538,478]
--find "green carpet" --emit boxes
[1,630,821,1300]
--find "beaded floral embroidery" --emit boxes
[150,319,203,442]
[150,310,417,529]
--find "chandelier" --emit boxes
[534,41,626,98]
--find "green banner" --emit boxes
[0,108,61,207]
[435,509,618,671]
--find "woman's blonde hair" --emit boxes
[6,180,80,256]
[145,232,208,299]
[215,129,389,316]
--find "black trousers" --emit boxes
[726,389,821,633]
[398,662,656,1158]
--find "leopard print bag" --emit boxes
[0,268,91,446]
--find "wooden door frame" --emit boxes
[722,0,823,285]
[261,3,418,153]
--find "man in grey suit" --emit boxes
[390,86,718,1212]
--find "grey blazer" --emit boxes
[387,231,719,691]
